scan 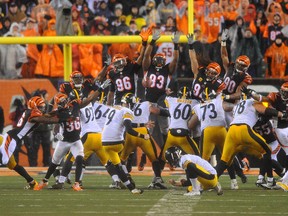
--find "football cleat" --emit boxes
[131,188,144,194]
[109,181,125,189]
[24,180,38,190]
[34,179,48,191]
[214,182,223,195]
[255,178,266,187]
[51,182,64,190]
[230,179,239,190]
[183,190,201,196]
[276,181,288,192]
[261,179,280,190]
[72,182,83,191]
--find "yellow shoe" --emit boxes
[34,180,48,191]
[276,182,288,192]
[72,182,83,191]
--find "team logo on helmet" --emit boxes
[54,93,69,109]
[112,54,127,71]
[152,53,166,68]
[235,55,250,73]
[70,71,84,89]
[177,86,191,99]
[121,93,138,110]
[202,87,217,101]
[165,146,182,168]
[28,96,46,113]
[205,62,221,81]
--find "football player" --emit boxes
[0,96,64,189]
[216,91,285,189]
[101,93,151,194]
[189,88,241,189]
[119,93,168,189]
[165,146,223,196]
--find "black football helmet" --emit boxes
[165,146,182,168]
[121,93,138,109]
[201,87,217,101]
[177,86,191,99]
[280,82,288,101]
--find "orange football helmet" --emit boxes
[54,93,69,109]
[280,82,288,101]
[70,71,84,89]
[28,96,46,113]
[205,62,221,81]
[235,55,250,73]
[152,53,166,68]
[112,54,127,71]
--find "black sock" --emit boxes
[216,160,228,177]
[75,156,84,182]
[45,163,59,180]
[13,165,33,183]
[115,164,134,190]
[152,160,161,177]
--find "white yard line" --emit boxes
[146,176,201,216]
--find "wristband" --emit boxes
[150,39,156,45]
[221,41,226,46]
[142,41,147,47]
[189,44,194,50]
[174,44,179,50]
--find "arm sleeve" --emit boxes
[123,119,143,137]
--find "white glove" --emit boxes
[100,79,111,90]
[221,29,229,42]
[186,33,195,45]
[55,133,64,141]
[144,134,150,140]
[104,54,111,66]
[152,29,161,41]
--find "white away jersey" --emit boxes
[79,103,102,136]
[179,154,217,175]
[132,101,150,124]
[102,105,134,142]
[157,42,174,64]
[166,96,197,130]
[93,102,112,130]
[231,98,258,128]
[193,94,226,131]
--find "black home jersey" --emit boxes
[222,64,252,96]
[191,67,224,101]
[59,80,97,98]
[145,64,170,103]
[108,61,140,105]
[7,109,42,141]
[253,117,276,144]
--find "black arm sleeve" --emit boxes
[159,107,170,117]
[131,123,145,128]
[124,119,144,138]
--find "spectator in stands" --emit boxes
[243,4,256,24]
[264,33,288,78]
[31,0,55,35]
[71,5,88,35]
[127,20,140,35]
[265,1,285,25]
[125,4,146,31]
[50,0,73,36]
[7,2,26,23]
[221,3,239,29]
[109,3,126,35]
[139,0,160,26]
[249,8,268,55]
[0,17,11,36]
[73,0,94,23]
[0,22,27,79]
[255,0,268,12]
[228,16,247,61]
[94,1,113,19]
[21,18,39,78]
[176,1,188,34]
[89,16,110,36]
[263,13,283,53]
[234,27,263,77]
[157,0,178,25]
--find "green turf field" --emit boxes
[0,173,287,216]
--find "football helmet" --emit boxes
[152,53,166,68]
[202,87,217,101]
[165,146,182,168]
[54,93,69,109]
[235,55,250,73]
[28,96,46,113]
[280,82,288,101]
[121,93,138,109]
[70,71,84,89]
[205,62,221,81]
[177,86,191,99]
[112,54,127,71]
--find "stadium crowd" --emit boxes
[1,0,288,196]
